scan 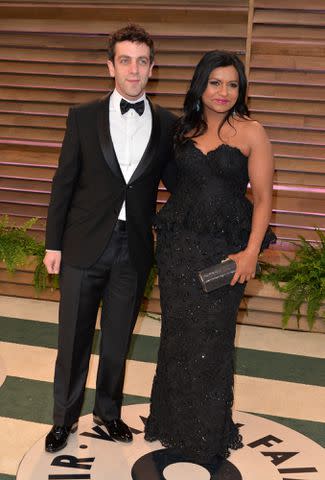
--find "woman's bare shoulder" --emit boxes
[235,117,269,144]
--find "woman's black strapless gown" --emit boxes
[145,140,276,462]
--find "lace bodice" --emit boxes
[156,140,275,250]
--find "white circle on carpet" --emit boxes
[17,404,325,480]
[163,463,211,479]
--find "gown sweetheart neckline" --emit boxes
[187,137,248,159]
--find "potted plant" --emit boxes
[260,229,325,330]
[0,215,51,291]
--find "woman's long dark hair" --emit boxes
[175,50,249,145]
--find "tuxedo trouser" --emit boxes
[53,224,140,426]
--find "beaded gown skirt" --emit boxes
[145,227,245,462]
[144,141,276,462]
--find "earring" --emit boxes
[196,99,201,112]
[232,108,237,117]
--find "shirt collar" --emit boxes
[110,89,147,112]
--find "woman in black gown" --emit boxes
[145,51,276,463]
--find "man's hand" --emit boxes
[43,251,62,274]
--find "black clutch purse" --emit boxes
[198,258,261,293]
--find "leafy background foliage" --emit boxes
[0,216,56,291]
[1,216,324,329]
[261,230,325,330]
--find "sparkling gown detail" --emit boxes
[144,140,276,463]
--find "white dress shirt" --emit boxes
[109,89,152,220]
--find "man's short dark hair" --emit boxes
[107,24,155,64]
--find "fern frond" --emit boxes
[260,229,325,330]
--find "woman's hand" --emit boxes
[227,249,259,286]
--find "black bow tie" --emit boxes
[120,98,145,116]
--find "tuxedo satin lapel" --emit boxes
[129,99,161,184]
[97,93,124,180]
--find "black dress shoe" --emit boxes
[45,423,78,452]
[93,414,133,443]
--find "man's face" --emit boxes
[107,41,154,100]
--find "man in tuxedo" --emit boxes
[43,24,176,452]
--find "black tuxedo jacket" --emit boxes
[45,93,177,283]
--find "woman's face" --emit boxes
[201,65,239,115]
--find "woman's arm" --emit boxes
[228,121,274,285]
